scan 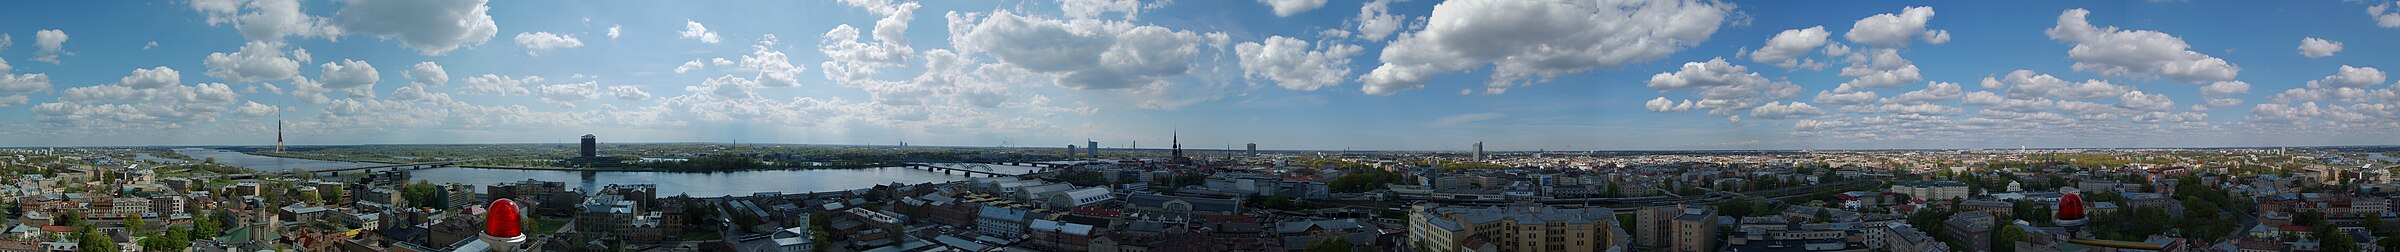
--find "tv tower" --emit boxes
[276,104,285,153]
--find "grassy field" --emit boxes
[532,218,569,234]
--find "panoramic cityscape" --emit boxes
[5,0,2400,251]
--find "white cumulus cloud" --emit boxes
[1359,0,1738,95]
[202,41,305,83]
[2045,8,2238,83]
[680,20,722,43]
[1258,0,1330,17]
[1844,6,1945,48]
[954,10,1217,91]
[317,59,379,92]
[1750,102,1825,119]
[2299,37,2343,58]
[1352,0,1404,41]
[407,62,447,86]
[462,74,538,96]
[2374,2,2400,28]
[1645,58,1804,120]
[1235,36,1364,91]
[513,32,583,56]
[2308,65,2386,89]
[1810,84,1878,105]
[33,30,68,64]
[189,0,343,42]
[120,66,181,89]
[2201,80,2249,97]
[335,0,500,55]
[1749,26,1830,70]
[609,85,651,101]
[675,60,705,74]
[536,81,598,107]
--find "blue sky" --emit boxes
[1,0,2397,150]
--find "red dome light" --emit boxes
[2056,193,2086,222]
[485,199,523,238]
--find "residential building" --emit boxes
[1407,203,1627,252]
[976,205,1029,238]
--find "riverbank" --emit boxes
[184,148,1033,196]
[239,149,910,173]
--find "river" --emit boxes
[171,148,1037,197]
[2370,153,2400,163]
[175,148,385,171]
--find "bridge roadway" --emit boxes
[903,162,1058,177]
[306,160,469,174]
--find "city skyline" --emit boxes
[2,0,2399,150]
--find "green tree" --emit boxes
[809,213,832,252]
[324,185,346,204]
[298,190,322,205]
[1814,208,1834,223]
[137,226,192,252]
[403,180,445,208]
[1992,222,2026,252]
[1302,237,1353,252]
[1716,196,1755,218]
[75,225,117,252]
[124,214,146,236]
[2321,227,2358,252]
[57,210,84,227]
[194,210,228,238]
[2370,214,2388,234]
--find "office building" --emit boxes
[580,134,597,158]
[560,134,626,167]
[1473,142,1485,160]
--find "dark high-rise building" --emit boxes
[562,134,625,167]
[1068,145,1079,158]
[1246,143,1257,156]
[1087,140,1099,158]
[580,134,598,158]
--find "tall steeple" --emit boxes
[1171,130,1183,160]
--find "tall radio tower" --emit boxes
[276,104,286,153]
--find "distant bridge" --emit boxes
[904,162,1058,177]
[306,160,469,174]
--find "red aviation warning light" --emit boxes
[485,199,523,238]
[479,198,528,252]
[2056,187,2087,226]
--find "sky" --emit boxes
[1,0,2398,151]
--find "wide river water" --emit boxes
[172,148,1032,197]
